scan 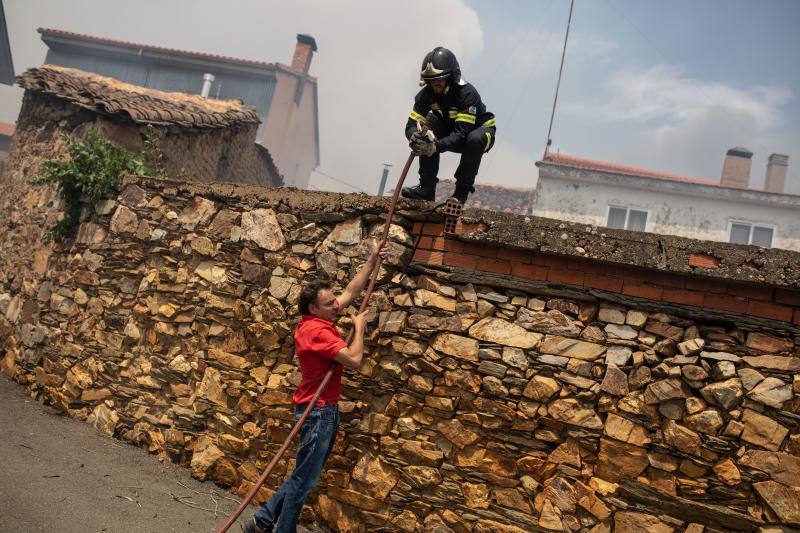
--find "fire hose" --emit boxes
[216,151,416,532]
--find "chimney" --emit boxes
[200,73,215,98]
[764,153,789,194]
[291,34,317,74]
[720,146,753,188]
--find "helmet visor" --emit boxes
[420,61,450,80]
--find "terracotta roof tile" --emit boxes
[17,65,260,130]
[437,178,534,215]
[540,152,718,186]
[38,27,277,72]
[538,152,800,199]
[0,121,15,137]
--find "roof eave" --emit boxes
[40,31,279,79]
[538,161,800,208]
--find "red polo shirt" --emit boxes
[292,314,347,406]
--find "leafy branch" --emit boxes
[30,130,152,244]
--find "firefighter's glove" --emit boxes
[409,130,426,146]
[410,123,436,157]
[411,138,436,158]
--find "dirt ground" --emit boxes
[0,375,320,533]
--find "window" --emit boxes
[606,206,648,231]
[729,221,774,247]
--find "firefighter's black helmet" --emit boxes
[420,47,460,84]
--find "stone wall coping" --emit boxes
[123,175,800,290]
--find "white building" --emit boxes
[533,149,800,251]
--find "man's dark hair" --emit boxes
[299,280,333,315]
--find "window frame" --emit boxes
[605,204,651,232]
[727,219,776,248]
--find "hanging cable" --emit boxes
[313,168,370,194]
[479,3,561,184]
[543,0,574,158]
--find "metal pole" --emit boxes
[377,163,392,196]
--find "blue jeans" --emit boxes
[254,403,339,533]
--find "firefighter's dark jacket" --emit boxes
[405,81,495,153]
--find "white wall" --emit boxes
[260,71,318,188]
[534,175,800,251]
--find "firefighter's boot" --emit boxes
[401,178,437,201]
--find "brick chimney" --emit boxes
[291,34,317,74]
[720,146,753,188]
[764,153,789,194]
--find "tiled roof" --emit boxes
[17,65,260,129]
[38,28,277,72]
[0,121,15,137]
[436,178,534,215]
[539,152,718,186]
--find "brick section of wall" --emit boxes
[688,253,720,269]
[412,223,800,326]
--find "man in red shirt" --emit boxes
[245,242,386,533]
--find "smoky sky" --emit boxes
[1,0,797,195]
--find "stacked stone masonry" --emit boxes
[1,176,799,532]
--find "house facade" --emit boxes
[533,150,800,251]
[0,120,13,173]
[37,28,319,187]
[14,64,282,187]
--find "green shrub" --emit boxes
[31,130,152,243]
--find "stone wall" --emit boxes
[1,175,799,532]
[155,120,283,187]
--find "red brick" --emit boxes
[547,269,585,286]
[704,294,747,314]
[413,249,430,261]
[411,249,433,263]
[433,236,450,251]
[476,257,512,275]
[747,301,793,322]
[441,239,463,253]
[688,253,720,269]
[511,263,548,281]
[622,282,663,301]
[531,254,572,268]
[775,289,800,307]
[416,223,444,236]
[794,309,800,326]
[442,252,477,270]
[662,288,704,307]
[568,259,609,275]
[686,277,728,294]
[416,236,434,250]
[627,269,686,289]
[412,249,443,265]
[496,248,532,263]
[458,222,489,233]
[727,283,773,302]
[429,251,444,265]
[584,274,623,292]
[605,265,638,279]
[460,242,496,258]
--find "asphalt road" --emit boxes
[0,375,317,533]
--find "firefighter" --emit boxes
[401,46,496,205]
